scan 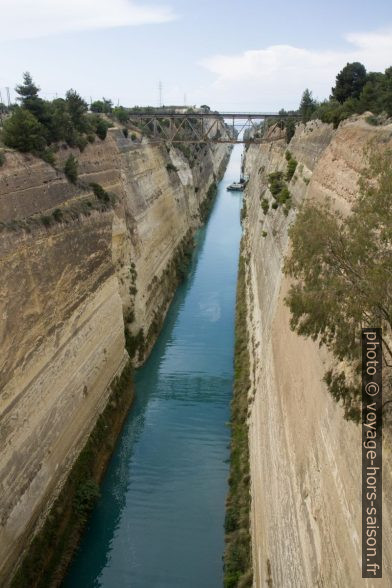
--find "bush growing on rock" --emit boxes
[64,154,78,183]
[166,162,178,172]
[94,117,110,140]
[284,148,392,422]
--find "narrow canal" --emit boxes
[64,145,243,588]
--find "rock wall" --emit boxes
[242,116,392,587]
[0,126,230,583]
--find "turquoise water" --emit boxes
[63,145,243,588]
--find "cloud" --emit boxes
[0,0,177,41]
[199,28,392,110]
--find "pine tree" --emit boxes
[15,72,49,126]
[3,108,46,153]
[299,89,317,123]
[331,62,367,104]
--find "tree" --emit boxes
[284,148,392,421]
[15,71,49,126]
[91,98,112,114]
[379,67,392,116]
[47,98,74,143]
[285,118,296,142]
[3,107,46,152]
[299,89,317,123]
[64,154,78,183]
[90,100,105,113]
[65,89,88,132]
[331,62,367,104]
[15,71,40,101]
[95,117,109,140]
[113,106,128,124]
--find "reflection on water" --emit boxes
[63,146,243,588]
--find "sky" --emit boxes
[0,0,392,111]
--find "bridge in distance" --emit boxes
[126,111,300,144]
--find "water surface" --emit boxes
[64,145,243,588]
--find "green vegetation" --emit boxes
[3,107,46,153]
[263,153,297,217]
[126,229,195,362]
[261,197,269,215]
[199,181,218,222]
[283,148,392,421]
[276,62,392,141]
[64,154,78,183]
[224,246,252,588]
[299,88,317,123]
[113,106,129,124]
[1,73,112,159]
[285,150,298,181]
[0,151,5,167]
[267,171,291,213]
[331,62,367,103]
[89,182,112,205]
[166,162,179,172]
[94,117,110,140]
[125,328,145,362]
[311,63,392,127]
[11,361,134,588]
[90,98,113,114]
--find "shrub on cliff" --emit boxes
[94,117,110,140]
[268,171,285,197]
[166,162,178,172]
[113,106,129,124]
[284,148,392,421]
[3,107,46,153]
[64,154,78,183]
[285,151,298,181]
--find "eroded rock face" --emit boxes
[243,117,392,587]
[0,127,230,583]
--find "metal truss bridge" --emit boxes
[127,111,299,144]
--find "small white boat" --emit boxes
[227,182,245,192]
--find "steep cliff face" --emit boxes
[0,127,230,583]
[242,116,392,587]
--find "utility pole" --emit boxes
[6,87,10,107]
[158,81,163,108]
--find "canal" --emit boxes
[63,144,243,587]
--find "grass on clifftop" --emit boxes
[224,243,253,588]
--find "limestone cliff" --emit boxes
[0,126,230,583]
[242,116,392,587]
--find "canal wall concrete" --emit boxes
[0,125,230,583]
[242,115,392,586]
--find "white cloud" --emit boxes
[199,28,392,110]
[0,0,177,41]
